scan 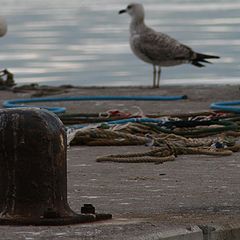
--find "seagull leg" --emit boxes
[153,65,157,88]
[157,66,161,88]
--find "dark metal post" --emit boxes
[0,108,111,225]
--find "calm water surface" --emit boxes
[0,0,240,86]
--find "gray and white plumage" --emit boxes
[0,16,7,37]
[119,3,219,88]
[0,16,7,76]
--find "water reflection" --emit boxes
[0,0,239,86]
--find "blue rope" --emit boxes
[211,100,240,113]
[3,95,187,114]
[67,117,165,129]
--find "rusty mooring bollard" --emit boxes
[0,108,112,225]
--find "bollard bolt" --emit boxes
[81,204,96,214]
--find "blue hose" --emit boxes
[3,95,187,114]
[211,100,240,113]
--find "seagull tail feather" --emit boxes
[191,53,220,68]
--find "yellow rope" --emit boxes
[71,128,146,146]
[69,123,236,164]
[96,155,175,164]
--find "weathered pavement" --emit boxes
[0,86,239,239]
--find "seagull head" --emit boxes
[119,3,145,21]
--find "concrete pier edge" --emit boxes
[135,223,240,240]
[0,86,239,239]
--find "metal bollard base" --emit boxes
[0,213,112,226]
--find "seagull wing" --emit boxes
[132,30,195,63]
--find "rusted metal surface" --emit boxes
[0,108,112,225]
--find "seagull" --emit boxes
[0,16,8,77]
[0,16,7,37]
[119,3,220,88]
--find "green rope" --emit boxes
[145,120,239,138]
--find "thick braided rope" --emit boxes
[96,155,175,163]
[96,143,233,164]
[71,128,147,145]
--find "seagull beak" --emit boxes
[119,9,127,14]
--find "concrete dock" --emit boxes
[0,85,239,239]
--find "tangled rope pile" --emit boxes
[96,136,233,164]
[67,110,240,163]
[0,69,15,90]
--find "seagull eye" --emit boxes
[127,5,133,9]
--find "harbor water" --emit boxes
[0,0,239,86]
